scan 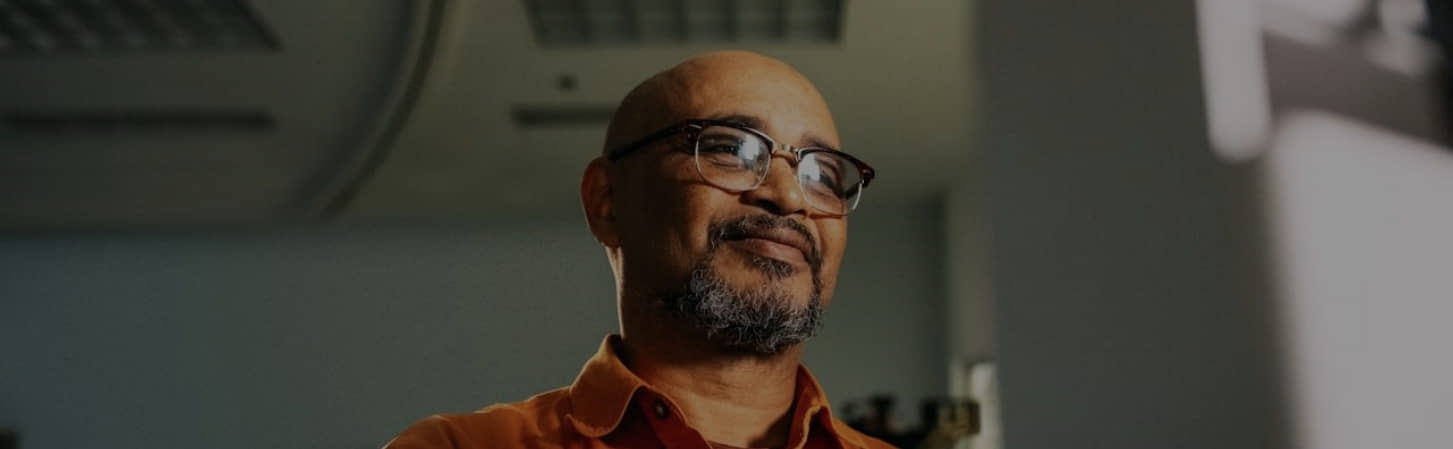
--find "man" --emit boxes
[384,50,886,449]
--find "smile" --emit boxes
[730,237,808,265]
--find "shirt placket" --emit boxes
[635,391,714,449]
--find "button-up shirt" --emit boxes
[384,335,896,449]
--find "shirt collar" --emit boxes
[790,364,869,449]
[564,335,651,437]
[565,334,868,449]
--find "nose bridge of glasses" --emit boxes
[746,135,850,216]
[762,144,807,181]
[749,154,809,210]
[768,142,805,165]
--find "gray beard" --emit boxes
[661,252,825,355]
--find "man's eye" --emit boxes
[817,173,842,191]
[700,143,741,153]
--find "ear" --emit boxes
[581,157,621,247]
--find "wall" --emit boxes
[973,1,1284,448]
[943,179,994,365]
[0,200,944,449]
[943,178,1000,449]
[1264,110,1453,449]
[805,196,948,416]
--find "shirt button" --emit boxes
[652,399,670,419]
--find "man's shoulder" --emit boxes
[383,387,575,449]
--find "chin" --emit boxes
[714,252,805,283]
[713,264,814,304]
[718,245,802,277]
[671,255,828,354]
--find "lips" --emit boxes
[726,226,815,265]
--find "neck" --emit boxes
[619,321,804,449]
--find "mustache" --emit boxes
[707,214,822,267]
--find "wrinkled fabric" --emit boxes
[384,335,896,449]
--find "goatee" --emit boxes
[660,215,825,355]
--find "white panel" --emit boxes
[1265,111,1453,449]
[1196,0,1272,161]
[1265,0,1369,28]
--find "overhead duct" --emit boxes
[0,1,440,228]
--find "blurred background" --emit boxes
[0,0,1449,448]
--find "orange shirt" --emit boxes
[384,335,897,449]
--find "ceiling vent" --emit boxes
[0,0,278,56]
[3,109,274,134]
[522,0,844,47]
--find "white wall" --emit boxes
[1264,111,1453,449]
[0,200,945,449]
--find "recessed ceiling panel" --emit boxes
[523,0,843,46]
[0,0,278,56]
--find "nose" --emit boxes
[741,152,808,216]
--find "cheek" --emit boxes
[815,221,849,299]
[622,173,733,274]
[614,171,697,275]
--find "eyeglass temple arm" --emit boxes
[809,148,875,188]
[606,123,693,161]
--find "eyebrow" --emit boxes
[705,113,841,152]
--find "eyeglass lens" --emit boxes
[693,125,864,215]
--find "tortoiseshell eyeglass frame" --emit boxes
[605,119,876,215]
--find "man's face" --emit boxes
[608,58,847,354]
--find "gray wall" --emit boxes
[805,196,947,412]
[944,179,994,365]
[974,1,1284,448]
[0,200,944,449]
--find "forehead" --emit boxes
[665,66,840,148]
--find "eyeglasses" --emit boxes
[606,119,876,216]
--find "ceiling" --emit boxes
[0,0,974,228]
[346,0,974,221]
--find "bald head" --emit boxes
[580,50,854,356]
[602,50,837,155]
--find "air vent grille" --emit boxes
[523,0,843,47]
[0,0,278,56]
